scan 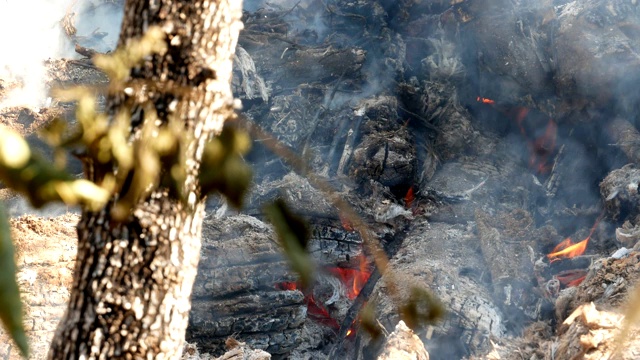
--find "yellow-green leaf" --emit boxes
[0,203,28,357]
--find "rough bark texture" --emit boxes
[48,0,243,359]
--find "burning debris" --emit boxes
[5,0,640,359]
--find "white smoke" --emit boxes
[0,0,72,109]
[0,0,123,110]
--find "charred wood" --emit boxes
[187,215,306,356]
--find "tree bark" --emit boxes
[48,0,243,359]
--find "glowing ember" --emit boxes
[275,253,372,335]
[405,186,415,209]
[275,281,298,291]
[555,269,588,287]
[305,294,340,330]
[340,214,355,232]
[567,276,586,287]
[328,254,372,300]
[476,96,495,104]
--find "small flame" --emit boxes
[476,96,496,104]
[346,329,353,337]
[547,214,603,261]
[547,237,589,260]
[328,254,372,300]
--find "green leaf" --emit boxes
[264,199,314,288]
[0,203,28,357]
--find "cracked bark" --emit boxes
[48,0,243,359]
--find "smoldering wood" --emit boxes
[6,0,640,358]
[187,215,306,356]
[545,255,597,276]
[554,253,640,321]
[600,164,640,222]
[362,220,507,359]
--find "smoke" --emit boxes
[0,0,71,109]
[0,0,123,110]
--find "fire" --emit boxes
[547,237,589,260]
[275,253,372,335]
[276,281,298,291]
[547,214,603,261]
[328,254,372,299]
[476,96,495,104]
[340,214,355,232]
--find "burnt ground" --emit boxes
[3,0,640,359]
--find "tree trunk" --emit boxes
[48,0,243,359]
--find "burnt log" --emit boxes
[283,46,366,83]
[187,215,306,357]
[551,1,640,105]
[74,44,99,59]
[363,220,506,359]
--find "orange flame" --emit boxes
[477,96,495,104]
[329,254,372,299]
[547,237,589,260]
[547,214,603,261]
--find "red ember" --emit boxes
[275,253,372,336]
[328,254,372,300]
[404,186,415,210]
[477,98,558,175]
[476,96,495,104]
